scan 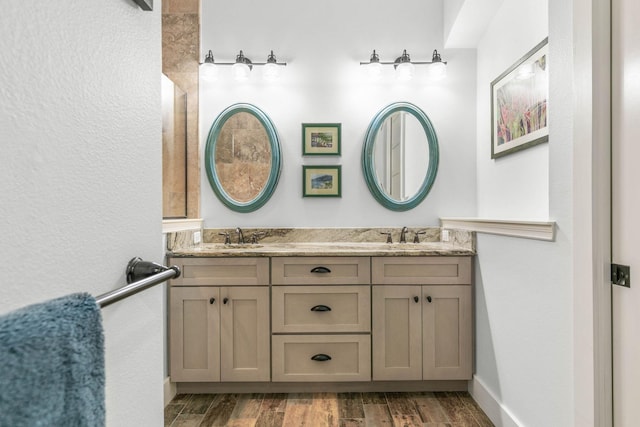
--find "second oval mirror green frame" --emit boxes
[361,102,439,211]
[205,103,282,213]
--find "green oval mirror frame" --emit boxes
[205,103,282,213]
[361,102,439,211]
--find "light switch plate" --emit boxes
[193,231,202,245]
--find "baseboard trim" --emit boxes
[176,380,469,394]
[164,377,177,407]
[469,376,522,427]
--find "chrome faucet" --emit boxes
[235,227,245,245]
[400,226,409,243]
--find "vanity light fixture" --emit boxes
[200,49,287,82]
[394,50,415,81]
[200,50,219,82]
[232,50,253,81]
[365,50,383,81]
[360,49,448,82]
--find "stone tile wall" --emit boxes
[162,0,200,218]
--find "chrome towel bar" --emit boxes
[96,257,181,308]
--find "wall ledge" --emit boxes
[162,218,203,234]
[440,217,556,241]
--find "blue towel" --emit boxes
[0,293,105,427]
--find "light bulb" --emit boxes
[366,62,383,81]
[200,62,218,82]
[263,62,280,82]
[428,61,447,81]
[232,63,251,81]
[395,62,415,81]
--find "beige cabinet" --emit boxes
[169,255,473,386]
[372,257,472,381]
[169,257,270,383]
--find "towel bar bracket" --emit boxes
[96,258,181,308]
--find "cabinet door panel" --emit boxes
[422,285,472,380]
[170,287,220,382]
[220,286,270,381]
[372,285,422,380]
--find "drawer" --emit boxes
[372,256,472,285]
[272,335,371,382]
[272,285,370,333]
[168,257,269,286]
[271,257,370,285]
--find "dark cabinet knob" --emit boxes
[209,298,215,304]
[310,266,331,274]
[414,296,419,303]
[223,297,229,304]
[426,296,432,303]
[310,305,332,312]
[311,354,332,362]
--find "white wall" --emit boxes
[476,1,549,219]
[473,1,574,426]
[0,1,164,426]
[200,0,477,229]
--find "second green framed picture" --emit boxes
[303,165,341,197]
[302,123,341,155]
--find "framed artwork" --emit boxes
[132,0,153,11]
[302,123,341,156]
[491,38,549,159]
[302,165,341,197]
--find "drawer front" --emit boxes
[272,335,371,382]
[271,257,370,285]
[168,257,269,286]
[372,256,472,285]
[272,285,371,333]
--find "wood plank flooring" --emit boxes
[164,392,494,427]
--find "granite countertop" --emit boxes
[167,227,476,257]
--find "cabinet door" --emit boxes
[422,285,472,380]
[372,285,422,380]
[220,286,270,381]
[169,287,220,382]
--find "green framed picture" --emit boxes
[302,165,341,197]
[302,123,341,156]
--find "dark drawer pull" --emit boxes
[426,296,432,303]
[310,305,332,312]
[223,297,229,305]
[311,354,332,362]
[209,298,216,305]
[310,266,332,274]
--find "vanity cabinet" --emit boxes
[271,256,372,382]
[168,253,473,388]
[169,258,270,382]
[371,257,472,381]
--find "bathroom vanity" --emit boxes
[166,227,474,393]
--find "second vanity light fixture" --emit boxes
[200,50,287,82]
[360,49,447,82]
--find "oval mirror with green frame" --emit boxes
[361,102,439,211]
[205,103,282,213]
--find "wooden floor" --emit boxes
[164,391,494,427]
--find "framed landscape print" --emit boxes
[302,123,341,156]
[491,38,549,159]
[302,165,341,197]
